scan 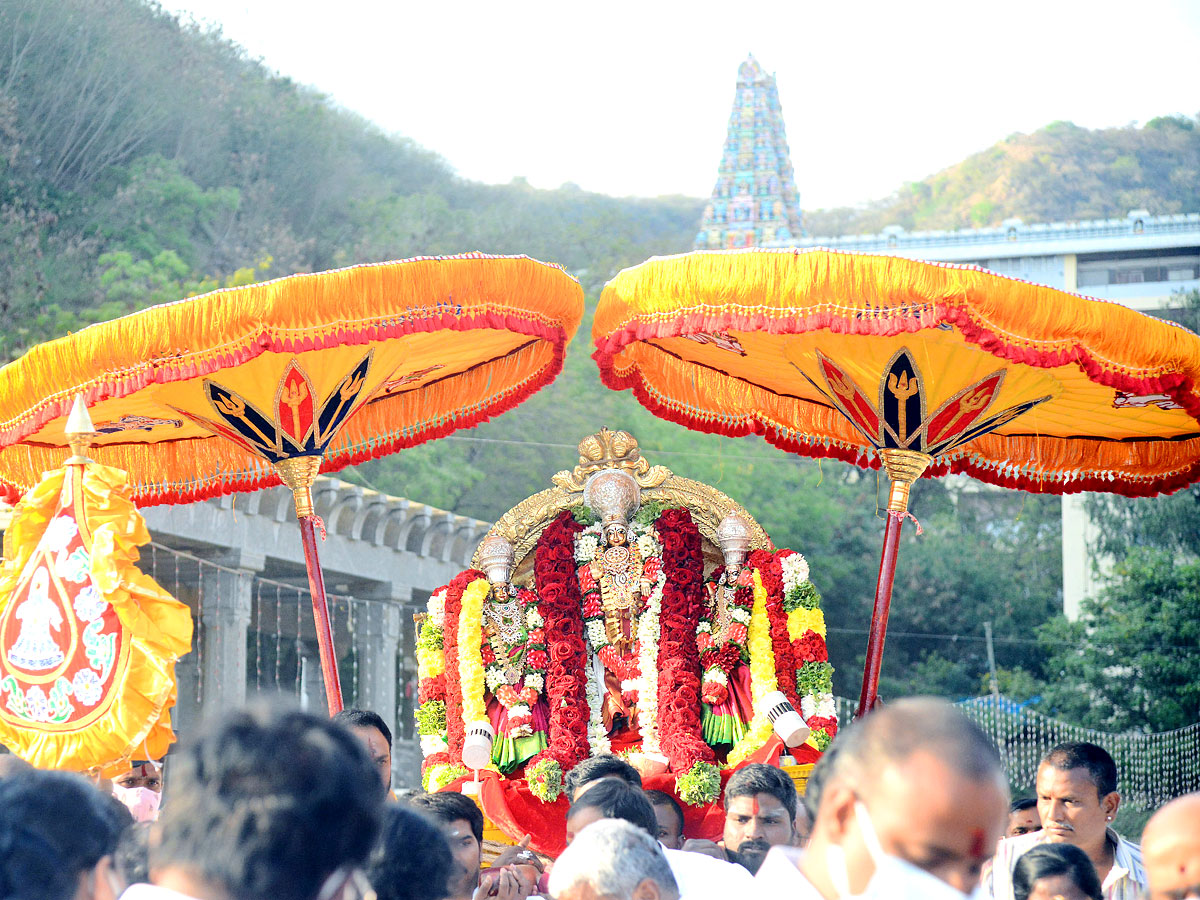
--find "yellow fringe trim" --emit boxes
[596,249,1200,490]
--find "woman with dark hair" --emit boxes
[1013,843,1104,900]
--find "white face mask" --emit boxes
[825,801,985,900]
[111,783,161,823]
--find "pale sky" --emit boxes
[160,0,1200,209]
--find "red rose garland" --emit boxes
[528,511,589,771]
[747,549,803,713]
[654,508,716,772]
[440,568,482,765]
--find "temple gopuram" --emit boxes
[694,55,803,250]
[414,429,835,856]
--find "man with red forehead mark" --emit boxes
[755,697,1009,898]
[112,760,164,823]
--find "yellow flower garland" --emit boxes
[457,578,492,726]
[726,569,778,767]
[786,606,826,641]
[416,632,445,681]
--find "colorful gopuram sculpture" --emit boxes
[694,55,804,250]
[414,430,837,853]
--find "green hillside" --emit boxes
[804,116,1200,236]
[0,0,1193,720]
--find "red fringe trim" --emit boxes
[594,304,1200,498]
[1,316,570,508]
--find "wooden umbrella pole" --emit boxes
[277,456,344,715]
[855,449,931,720]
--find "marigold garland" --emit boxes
[726,569,778,767]
[654,508,715,773]
[457,578,492,730]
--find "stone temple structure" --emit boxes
[694,56,803,250]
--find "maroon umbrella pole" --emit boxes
[278,457,344,715]
[855,449,932,720]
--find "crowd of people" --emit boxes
[0,697,1196,900]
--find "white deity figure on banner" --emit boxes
[8,567,65,671]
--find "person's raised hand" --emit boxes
[490,834,544,875]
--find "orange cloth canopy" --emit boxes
[593,249,1200,497]
[0,253,584,505]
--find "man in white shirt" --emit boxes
[549,819,679,900]
[563,778,755,900]
[986,742,1146,900]
[756,697,1009,899]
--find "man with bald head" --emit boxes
[755,696,1010,898]
[1142,792,1200,900]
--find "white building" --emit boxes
[777,209,1200,617]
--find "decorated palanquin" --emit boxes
[0,416,192,776]
[414,429,837,855]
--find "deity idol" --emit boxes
[476,535,550,773]
[577,469,661,745]
[698,514,755,749]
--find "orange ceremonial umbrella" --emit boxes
[593,248,1200,717]
[0,253,584,714]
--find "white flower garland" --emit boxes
[634,570,666,754]
[781,553,810,591]
[585,653,612,755]
[428,588,447,627]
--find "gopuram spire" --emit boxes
[694,55,803,250]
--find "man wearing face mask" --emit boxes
[112,760,163,823]
[755,697,1009,899]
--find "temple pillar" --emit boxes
[198,552,263,711]
[352,600,402,737]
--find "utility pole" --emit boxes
[984,620,1000,701]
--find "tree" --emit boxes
[1036,549,1200,731]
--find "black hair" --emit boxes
[1011,797,1038,813]
[1043,742,1118,798]
[408,791,485,846]
[802,741,841,822]
[564,754,642,799]
[332,708,393,747]
[1013,843,1103,900]
[566,779,658,839]
[644,789,685,837]
[0,770,124,900]
[114,823,152,887]
[724,763,798,823]
[152,706,384,900]
[367,805,455,900]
